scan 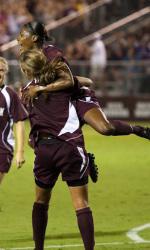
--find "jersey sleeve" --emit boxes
[9,88,28,122]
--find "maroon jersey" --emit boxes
[43,45,101,120]
[43,45,64,62]
[22,82,85,148]
[0,85,28,154]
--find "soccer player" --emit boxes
[0,57,28,184]
[17,21,99,183]
[20,49,95,250]
[17,22,150,142]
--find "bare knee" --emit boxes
[84,107,114,135]
[98,121,114,135]
[35,185,52,205]
[88,118,114,135]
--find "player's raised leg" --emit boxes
[84,107,150,140]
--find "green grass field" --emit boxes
[0,122,150,250]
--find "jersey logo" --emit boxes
[0,107,4,116]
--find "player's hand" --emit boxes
[15,152,25,169]
[21,87,31,105]
[27,85,41,99]
[22,85,45,104]
[21,85,38,104]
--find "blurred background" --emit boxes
[0,0,149,121]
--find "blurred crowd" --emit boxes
[0,0,98,45]
[65,23,150,61]
[0,0,148,46]
[107,25,150,61]
[64,24,150,95]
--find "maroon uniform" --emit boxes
[22,83,89,187]
[0,85,28,172]
[21,45,100,187]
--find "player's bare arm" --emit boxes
[32,75,93,95]
[44,61,74,92]
[26,74,93,100]
[25,61,74,100]
[15,121,25,168]
[76,76,93,87]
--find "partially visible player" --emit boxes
[0,57,28,184]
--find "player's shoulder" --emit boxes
[1,85,21,104]
[43,44,64,60]
[44,44,62,52]
[4,85,16,95]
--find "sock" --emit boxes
[32,202,49,250]
[76,207,95,250]
[110,120,133,135]
[132,125,144,135]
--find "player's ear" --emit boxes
[32,35,38,42]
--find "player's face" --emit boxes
[0,63,7,86]
[17,27,36,54]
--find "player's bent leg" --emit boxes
[83,107,114,135]
[68,182,95,250]
[110,121,150,139]
[0,172,5,184]
[84,108,150,138]
[33,185,52,250]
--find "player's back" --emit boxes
[27,89,84,147]
[43,45,64,61]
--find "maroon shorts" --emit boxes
[34,139,89,188]
[0,153,13,173]
[76,87,100,122]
